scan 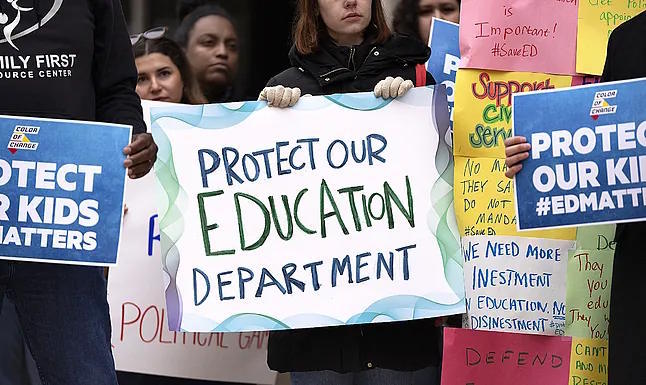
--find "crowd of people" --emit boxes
[127,1,461,383]
[1,0,643,384]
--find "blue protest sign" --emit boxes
[0,115,131,265]
[427,17,460,139]
[513,78,646,230]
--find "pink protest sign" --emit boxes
[441,328,571,385]
[459,0,578,75]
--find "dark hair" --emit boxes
[133,37,206,104]
[393,0,461,42]
[177,0,218,22]
[175,4,238,48]
[293,0,391,55]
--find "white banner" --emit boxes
[151,87,465,332]
[107,102,276,384]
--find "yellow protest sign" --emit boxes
[576,2,645,75]
[569,337,608,385]
[454,156,576,240]
[453,69,572,158]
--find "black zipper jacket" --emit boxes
[0,0,145,134]
[602,10,646,385]
[266,32,435,95]
[266,32,443,374]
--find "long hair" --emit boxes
[133,37,207,104]
[293,0,391,55]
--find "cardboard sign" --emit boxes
[459,0,578,75]
[441,328,572,385]
[453,69,572,159]
[565,250,613,340]
[0,115,130,265]
[569,337,608,385]
[462,235,574,336]
[454,156,576,240]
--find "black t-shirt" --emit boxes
[0,0,145,134]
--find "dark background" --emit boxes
[122,0,297,100]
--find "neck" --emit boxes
[328,30,364,47]
[202,83,229,103]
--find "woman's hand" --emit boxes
[504,136,531,178]
[259,85,301,108]
[374,76,414,99]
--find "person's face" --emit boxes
[418,0,460,43]
[135,53,184,103]
[185,15,239,90]
[317,0,372,45]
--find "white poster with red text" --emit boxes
[107,102,276,384]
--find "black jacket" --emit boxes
[601,10,646,385]
[266,33,435,95]
[266,33,443,374]
[0,0,145,134]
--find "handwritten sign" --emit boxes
[565,250,614,340]
[575,224,616,252]
[151,88,465,332]
[459,0,578,75]
[428,17,460,142]
[108,173,276,383]
[462,235,574,336]
[108,101,277,383]
[441,328,572,385]
[576,1,646,75]
[513,78,646,230]
[569,337,608,385]
[454,156,576,239]
[0,115,130,265]
[453,69,572,158]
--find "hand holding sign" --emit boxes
[123,132,157,179]
[504,136,530,178]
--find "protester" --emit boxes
[0,0,157,384]
[133,32,207,104]
[504,11,646,384]
[393,0,460,43]
[175,5,240,103]
[259,0,440,383]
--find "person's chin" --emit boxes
[205,72,230,88]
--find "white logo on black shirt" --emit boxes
[0,0,63,51]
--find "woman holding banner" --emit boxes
[259,0,443,384]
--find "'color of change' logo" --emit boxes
[590,90,617,120]
[8,125,39,153]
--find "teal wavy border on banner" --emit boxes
[151,118,189,331]
[152,88,465,332]
[429,85,464,299]
[179,296,466,332]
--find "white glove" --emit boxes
[259,85,301,108]
[374,76,414,99]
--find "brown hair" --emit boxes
[293,0,391,55]
[133,37,207,104]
